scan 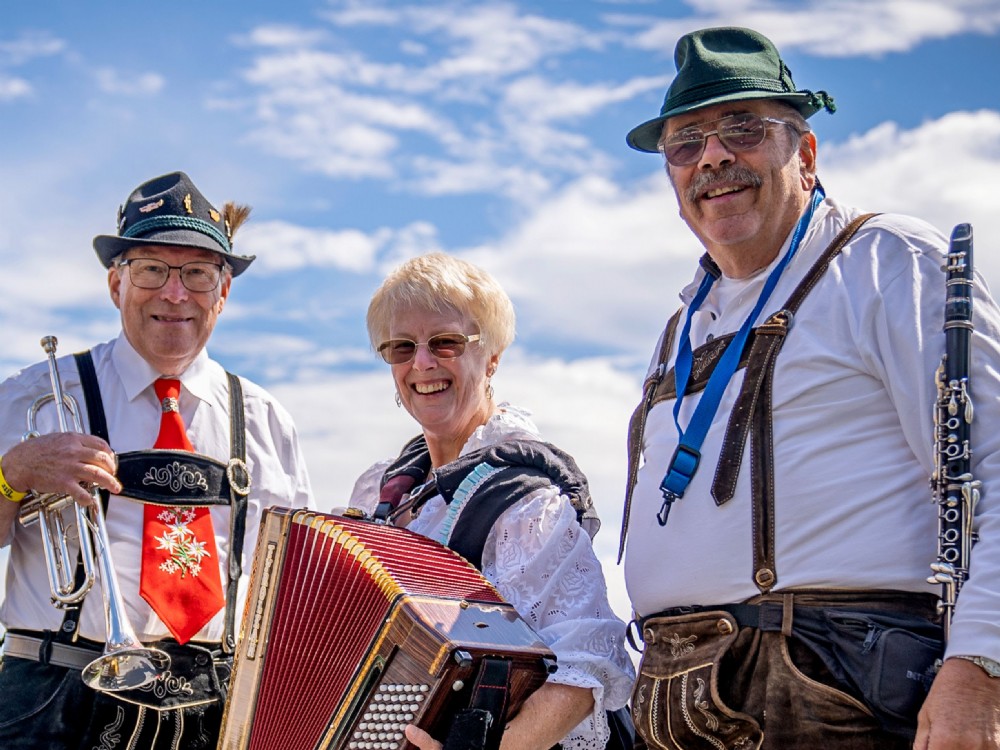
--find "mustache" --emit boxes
[685,165,762,202]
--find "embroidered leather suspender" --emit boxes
[618,214,878,591]
[56,351,249,653]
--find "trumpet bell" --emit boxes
[82,646,171,692]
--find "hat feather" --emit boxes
[223,202,252,242]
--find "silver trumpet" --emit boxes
[19,335,169,692]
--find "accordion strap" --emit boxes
[379,437,597,569]
[443,657,513,750]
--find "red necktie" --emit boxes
[139,378,224,644]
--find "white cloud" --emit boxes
[240,220,388,272]
[94,68,165,96]
[239,219,448,276]
[0,31,66,101]
[455,173,697,354]
[412,4,594,81]
[820,110,1000,282]
[324,1,596,84]
[618,0,1000,57]
[321,2,404,27]
[235,2,619,193]
[241,55,456,178]
[0,74,31,100]
[239,24,329,49]
[0,31,65,65]
[503,74,671,125]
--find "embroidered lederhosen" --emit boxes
[56,351,251,750]
[378,437,635,750]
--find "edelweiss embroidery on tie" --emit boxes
[140,378,225,644]
[154,507,213,577]
[142,461,209,492]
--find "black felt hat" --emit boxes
[626,27,836,153]
[93,171,255,276]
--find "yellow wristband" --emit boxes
[0,456,27,503]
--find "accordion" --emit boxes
[219,508,556,750]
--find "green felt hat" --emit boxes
[626,27,835,153]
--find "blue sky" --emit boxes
[3,0,1000,620]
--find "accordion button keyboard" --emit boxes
[350,683,429,750]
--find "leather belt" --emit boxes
[637,589,940,631]
[2,632,101,670]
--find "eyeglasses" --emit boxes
[118,257,224,292]
[377,333,481,365]
[658,113,797,167]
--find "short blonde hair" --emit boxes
[366,252,515,357]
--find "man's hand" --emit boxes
[914,657,1000,749]
[3,433,121,507]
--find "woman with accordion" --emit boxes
[349,252,635,750]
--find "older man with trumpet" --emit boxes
[0,171,314,749]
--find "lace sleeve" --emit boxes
[347,459,394,515]
[482,487,635,750]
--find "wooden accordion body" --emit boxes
[218,508,555,750]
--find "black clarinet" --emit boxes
[928,223,980,643]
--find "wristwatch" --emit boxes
[953,654,1000,678]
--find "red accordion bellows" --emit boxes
[219,508,555,750]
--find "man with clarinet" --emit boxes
[0,171,314,748]
[620,26,1000,749]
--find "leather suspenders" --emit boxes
[619,214,878,591]
[58,352,249,653]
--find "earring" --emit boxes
[485,381,494,401]
[395,391,402,408]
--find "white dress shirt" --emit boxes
[0,333,314,643]
[624,197,1000,663]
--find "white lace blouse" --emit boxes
[349,404,635,750]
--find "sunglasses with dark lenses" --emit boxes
[658,113,794,167]
[377,333,481,365]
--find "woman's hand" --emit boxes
[404,724,442,750]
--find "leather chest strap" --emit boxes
[223,371,248,654]
[711,213,878,593]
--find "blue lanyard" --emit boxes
[657,187,824,526]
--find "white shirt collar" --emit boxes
[111,333,215,404]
